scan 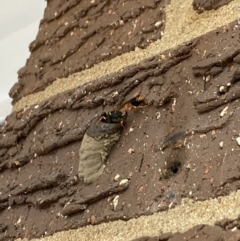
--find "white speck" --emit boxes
[129,127,134,132]
[219,86,225,93]
[14,161,20,166]
[112,91,118,97]
[205,75,211,82]
[113,195,119,210]
[58,121,63,129]
[114,174,120,181]
[16,217,22,225]
[119,179,129,186]
[172,98,176,112]
[119,20,124,25]
[168,202,174,209]
[154,21,162,27]
[128,148,135,154]
[155,112,161,120]
[236,137,240,146]
[220,106,228,117]
[231,227,237,232]
[56,212,62,217]
[219,141,224,148]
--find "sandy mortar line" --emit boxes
[16,190,240,241]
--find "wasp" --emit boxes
[117,95,147,113]
[97,95,146,127]
[97,110,127,127]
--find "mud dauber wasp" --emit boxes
[98,110,127,126]
[97,95,147,127]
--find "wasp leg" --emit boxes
[120,120,125,130]
[126,103,149,113]
[96,115,106,125]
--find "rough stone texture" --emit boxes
[192,0,234,13]
[1,0,240,241]
[9,0,168,103]
[1,17,240,240]
[12,0,240,113]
